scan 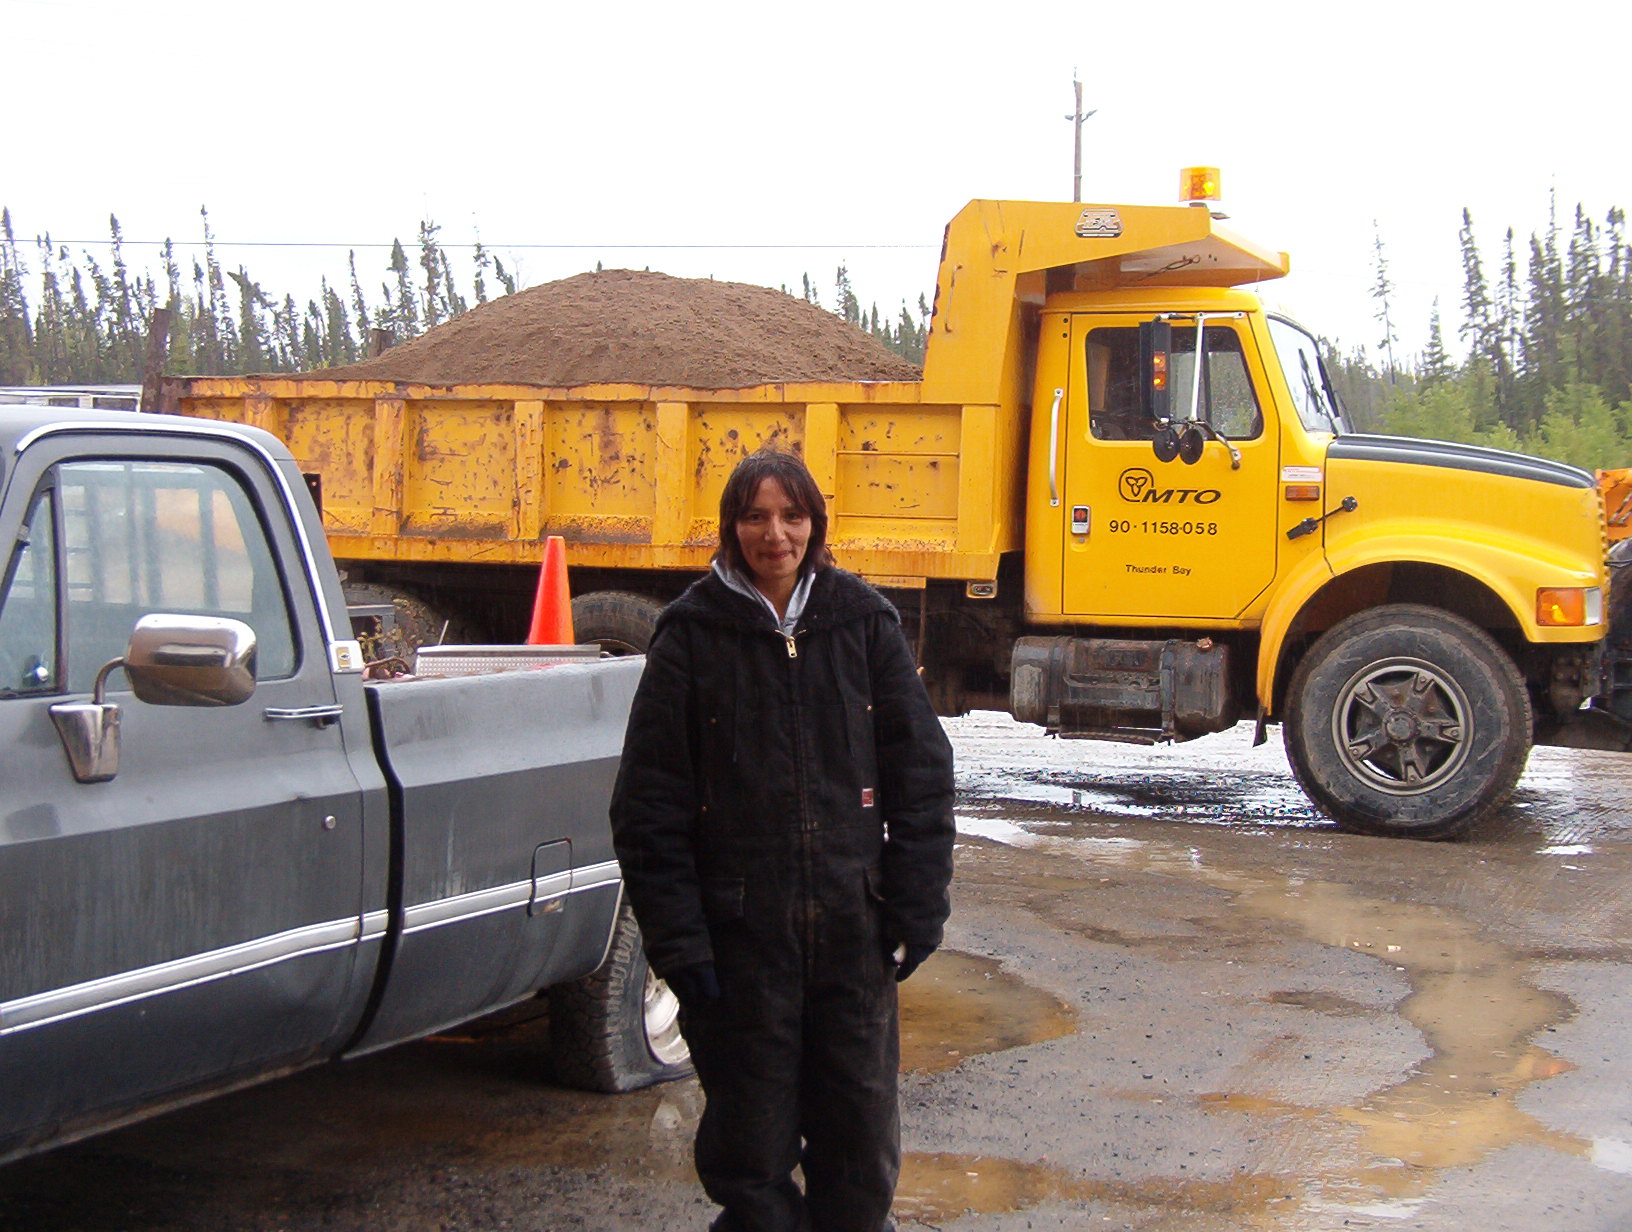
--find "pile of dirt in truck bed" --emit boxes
[309,270,923,387]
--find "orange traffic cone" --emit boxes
[526,535,576,645]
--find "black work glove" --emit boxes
[893,943,935,983]
[664,962,721,1008]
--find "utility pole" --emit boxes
[1065,71,1097,202]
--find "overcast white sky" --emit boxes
[8,0,1629,366]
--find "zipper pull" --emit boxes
[784,632,798,659]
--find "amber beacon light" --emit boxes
[1181,166,1222,204]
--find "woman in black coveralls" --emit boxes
[610,449,955,1232]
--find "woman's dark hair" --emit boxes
[716,449,833,576]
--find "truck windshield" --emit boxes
[1266,317,1347,436]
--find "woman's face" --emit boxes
[735,477,810,589]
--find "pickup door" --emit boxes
[0,425,382,1159]
[346,661,636,1054]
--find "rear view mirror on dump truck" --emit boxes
[1138,320,1173,424]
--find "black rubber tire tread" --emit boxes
[571,590,665,655]
[548,902,692,1093]
[1282,603,1532,840]
[342,581,480,659]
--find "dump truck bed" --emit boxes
[168,376,1027,584]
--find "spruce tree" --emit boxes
[384,239,419,339]
[229,268,269,372]
[1370,222,1399,383]
[418,220,448,328]
[472,239,491,305]
[1420,300,1453,387]
[0,208,32,383]
[321,278,354,368]
[347,251,372,348]
[834,265,860,325]
[1456,208,1500,428]
[106,214,143,379]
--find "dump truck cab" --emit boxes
[955,198,1619,835]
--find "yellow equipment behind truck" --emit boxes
[166,193,1632,840]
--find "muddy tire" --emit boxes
[549,902,692,1093]
[572,590,664,655]
[1282,604,1531,840]
[342,581,481,661]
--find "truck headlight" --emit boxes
[1536,586,1603,626]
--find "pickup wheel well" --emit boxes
[549,902,692,1092]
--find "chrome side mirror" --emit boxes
[49,615,258,783]
[124,614,258,707]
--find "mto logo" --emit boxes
[1118,468,1222,505]
[1119,469,1156,501]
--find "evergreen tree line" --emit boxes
[0,208,520,383]
[0,209,931,385]
[796,265,931,366]
[1360,197,1632,472]
[2,200,1626,472]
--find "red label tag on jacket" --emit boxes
[861,788,875,807]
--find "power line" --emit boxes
[33,239,939,252]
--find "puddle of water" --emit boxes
[416,950,1077,1180]
[1591,1137,1632,1175]
[963,817,1599,1215]
[955,814,1043,847]
[476,1083,702,1178]
[899,951,1077,1074]
[1263,990,1379,1017]
[1221,877,1586,1177]
[894,1150,1299,1224]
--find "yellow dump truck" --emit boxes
[165,195,1632,840]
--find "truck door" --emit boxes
[0,431,367,1151]
[1059,315,1279,621]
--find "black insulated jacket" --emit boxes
[610,567,955,980]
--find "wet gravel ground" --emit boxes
[5,717,1631,1231]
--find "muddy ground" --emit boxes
[5,717,1631,1231]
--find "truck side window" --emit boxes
[1266,316,1346,434]
[1087,325,1263,442]
[0,490,61,696]
[57,460,298,693]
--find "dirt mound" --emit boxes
[312,270,922,387]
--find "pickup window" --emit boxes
[1087,324,1262,442]
[0,491,59,695]
[0,459,298,695]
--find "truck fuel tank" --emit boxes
[1010,636,1235,743]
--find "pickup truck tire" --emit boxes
[572,590,664,655]
[549,901,692,1092]
[1283,604,1531,840]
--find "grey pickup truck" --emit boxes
[0,407,687,1164]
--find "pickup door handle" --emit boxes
[264,704,343,727]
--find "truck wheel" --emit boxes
[1282,604,1531,840]
[342,581,484,663]
[572,591,664,655]
[549,902,692,1092]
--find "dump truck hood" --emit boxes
[1327,434,1595,491]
